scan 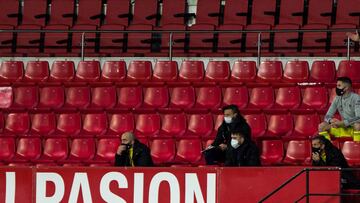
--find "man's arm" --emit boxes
[246,146,261,166]
[324,98,338,123]
[114,153,128,166]
[343,96,360,126]
[211,125,225,146]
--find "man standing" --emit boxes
[114,132,153,167]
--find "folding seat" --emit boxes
[278,0,305,25]
[307,0,333,25]
[273,24,301,55]
[90,86,117,109]
[169,85,196,109]
[309,60,336,83]
[337,60,360,83]
[290,113,320,139]
[266,112,294,137]
[30,112,56,136]
[261,140,284,165]
[142,85,169,109]
[194,85,222,110]
[335,0,360,25]
[100,61,126,82]
[153,61,178,82]
[230,60,257,82]
[15,137,42,161]
[243,113,267,138]
[301,86,328,109]
[42,138,68,161]
[160,112,187,137]
[15,25,42,55]
[330,24,357,56]
[193,0,222,26]
[222,85,248,109]
[161,0,188,25]
[4,112,30,135]
[248,85,274,109]
[0,25,15,56]
[104,0,131,26]
[81,112,108,137]
[186,113,213,138]
[301,24,328,54]
[99,24,126,55]
[22,0,48,26]
[0,87,12,109]
[67,138,95,161]
[125,24,153,55]
[95,138,121,162]
[274,85,301,109]
[74,61,101,82]
[179,60,205,82]
[48,0,75,26]
[151,139,176,164]
[126,61,152,82]
[283,60,309,83]
[342,141,360,166]
[244,24,272,53]
[175,138,202,163]
[204,61,230,82]
[0,61,24,82]
[76,0,104,26]
[23,61,49,82]
[223,0,249,25]
[156,23,186,54]
[56,112,81,136]
[134,113,161,137]
[132,0,160,26]
[43,25,70,55]
[0,137,15,161]
[71,24,98,55]
[217,24,243,55]
[38,85,64,109]
[251,0,277,25]
[64,85,91,109]
[12,85,38,109]
[283,140,311,165]
[116,85,143,109]
[257,61,283,82]
[188,24,216,54]
[49,61,75,82]
[107,112,135,136]
[0,0,20,26]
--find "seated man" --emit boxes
[318,77,360,141]
[204,104,251,165]
[115,132,153,167]
[224,124,260,166]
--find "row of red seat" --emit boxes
[1,59,360,83]
[1,137,359,167]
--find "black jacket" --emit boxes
[225,139,261,166]
[114,140,153,167]
[312,141,349,168]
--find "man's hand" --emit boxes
[346,31,359,42]
[329,118,340,124]
[219,144,227,151]
[312,152,320,162]
[330,120,344,128]
[116,145,127,155]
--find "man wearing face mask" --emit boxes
[204,104,251,165]
[224,124,260,166]
[318,77,360,141]
[114,132,153,167]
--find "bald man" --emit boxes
[114,132,153,167]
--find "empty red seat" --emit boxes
[0,61,24,82]
[0,137,15,161]
[283,140,311,165]
[82,112,108,136]
[290,113,320,139]
[278,0,304,25]
[307,0,333,25]
[49,0,75,26]
[151,139,176,164]
[273,24,300,55]
[205,61,230,82]
[169,85,196,109]
[16,25,42,55]
[30,112,56,136]
[188,24,216,54]
[179,61,205,82]
[4,112,30,135]
[223,0,249,25]
[117,85,143,109]
[16,137,41,161]
[39,85,65,109]
[49,61,75,82]
[64,85,91,109]
[283,60,309,83]
[157,23,186,54]
[217,24,243,54]
[257,61,283,82]
[222,85,248,109]
[68,138,95,161]
[342,141,360,166]
[187,113,213,138]
[107,113,135,136]
[194,0,222,25]
[245,24,271,53]
[43,24,70,55]
[42,138,68,161]
[91,86,117,109]
[0,27,13,56]
[244,113,267,138]
[176,139,202,163]
[309,60,336,83]
[12,85,38,109]
[77,0,103,26]
[135,113,161,137]
[104,0,131,25]
[261,140,284,165]
[274,86,301,109]
[301,86,328,109]
[195,86,222,110]
[337,60,360,83]
[100,61,126,82]
[132,0,159,26]
[161,0,187,25]
[127,61,152,82]
[0,0,20,26]
[75,61,101,82]
[248,85,274,109]
[266,113,293,137]
[230,61,257,82]
[335,0,360,25]
[126,24,153,55]
[160,112,187,137]
[95,138,121,162]
[251,0,277,25]
[71,24,97,54]
[143,85,169,109]
[330,24,357,55]
[301,24,328,53]
[56,112,81,136]
[153,61,178,82]
[22,0,48,26]
[0,86,12,109]
[99,24,126,55]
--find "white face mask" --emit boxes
[231,139,240,149]
[224,116,233,124]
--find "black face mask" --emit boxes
[336,87,346,96]
[312,147,321,154]
[121,143,131,150]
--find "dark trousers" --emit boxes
[204,147,226,165]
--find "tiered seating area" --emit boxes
[0,59,360,167]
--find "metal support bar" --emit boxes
[81,32,85,61]
[257,32,261,67]
[169,32,173,61]
[347,36,351,61]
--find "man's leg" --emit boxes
[204,147,224,165]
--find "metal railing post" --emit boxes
[306,169,310,203]
[81,32,85,61]
[257,32,261,67]
[169,32,173,61]
[347,36,351,61]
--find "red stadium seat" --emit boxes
[0,87,12,109]
[335,0,360,25]
[4,112,30,135]
[42,138,68,161]
[330,24,357,55]
[309,60,336,83]
[261,140,284,165]
[301,24,328,53]
[283,140,311,165]
[43,25,70,55]
[68,138,95,161]
[127,60,152,82]
[169,85,196,109]
[12,85,38,109]
[283,60,309,83]
[132,0,159,26]
[301,86,328,109]
[107,113,135,136]
[290,113,320,139]
[77,0,103,26]
[160,112,187,137]
[30,112,56,136]
[135,113,161,137]
[278,0,304,25]
[153,61,178,82]
[64,85,91,109]
[16,25,42,55]
[71,24,97,54]
[230,60,257,82]
[49,0,75,26]
[188,24,216,54]
[195,85,222,110]
[223,0,249,25]
[0,61,24,82]
[22,0,48,26]
[157,24,186,54]
[38,85,65,109]
[274,85,301,110]
[56,112,81,136]
[0,137,15,161]
[205,61,230,82]
[126,24,153,55]
[0,25,14,55]
[100,61,126,82]
[244,113,267,138]
[273,24,300,55]
[187,113,213,138]
[342,141,360,166]
[116,85,143,109]
[143,85,169,109]
[257,61,283,82]
[337,60,360,83]
[222,85,248,109]
[151,139,176,164]
[266,113,293,137]
[49,61,75,82]
[95,138,121,162]
[104,0,130,25]
[245,24,271,53]
[176,138,202,163]
[75,61,101,82]
[161,0,187,25]
[194,0,222,25]
[24,61,55,84]
[99,24,126,55]
[248,85,274,109]
[217,24,243,54]
[179,61,205,82]
[82,112,108,136]
[91,86,117,109]
[307,0,333,25]
[251,0,277,25]
[16,137,41,161]
[0,0,20,26]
